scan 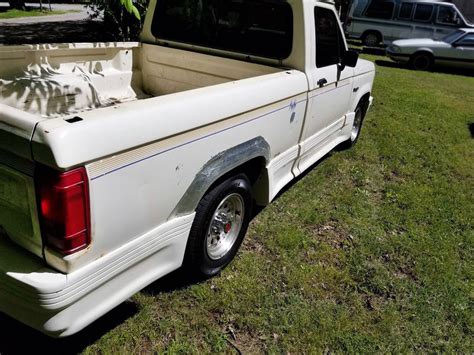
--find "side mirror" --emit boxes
[342,50,359,68]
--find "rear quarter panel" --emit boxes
[39,70,309,272]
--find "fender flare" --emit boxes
[170,136,270,218]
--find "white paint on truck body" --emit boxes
[0,0,375,337]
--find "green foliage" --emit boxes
[120,0,141,20]
[88,0,148,41]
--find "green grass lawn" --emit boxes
[0,8,70,19]
[2,54,472,353]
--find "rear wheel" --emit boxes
[410,52,433,71]
[184,174,252,278]
[362,32,381,47]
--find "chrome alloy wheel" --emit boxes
[351,108,362,142]
[206,193,245,260]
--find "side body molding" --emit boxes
[170,137,270,218]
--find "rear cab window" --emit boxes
[414,4,433,22]
[151,0,293,59]
[364,0,395,20]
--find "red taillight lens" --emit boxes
[35,165,90,255]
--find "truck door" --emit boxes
[297,4,353,173]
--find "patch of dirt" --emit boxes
[393,264,418,282]
[386,169,407,183]
[311,222,355,250]
[224,325,267,354]
[241,233,267,255]
[364,294,386,312]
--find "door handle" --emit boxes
[317,78,328,88]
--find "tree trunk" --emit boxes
[9,0,26,10]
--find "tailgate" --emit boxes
[0,103,44,258]
[0,164,43,257]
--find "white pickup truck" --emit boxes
[0,0,374,337]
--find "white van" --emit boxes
[347,0,474,46]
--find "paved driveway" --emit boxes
[0,3,92,24]
[0,3,110,44]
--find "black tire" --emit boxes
[410,52,433,71]
[339,101,367,150]
[362,31,381,47]
[184,174,252,278]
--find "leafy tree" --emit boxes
[88,0,148,41]
[119,0,141,20]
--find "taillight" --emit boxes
[35,165,91,255]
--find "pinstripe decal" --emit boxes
[89,97,308,180]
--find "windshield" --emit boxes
[442,30,464,43]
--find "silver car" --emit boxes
[386,28,474,70]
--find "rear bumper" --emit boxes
[0,213,194,337]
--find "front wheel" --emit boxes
[410,52,433,71]
[184,174,252,278]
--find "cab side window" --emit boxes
[436,6,459,26]
[414,4,433,22]
[315,6,344,68]
[398,3,413,20]
[364,0,395,20]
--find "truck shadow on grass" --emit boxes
[375,59,474,77]
[0,301,139,354]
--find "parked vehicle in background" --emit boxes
[347,0,473,46]
[0,0,374,338]
[386,28,474,69]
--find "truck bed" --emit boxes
[0,42,280,118]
